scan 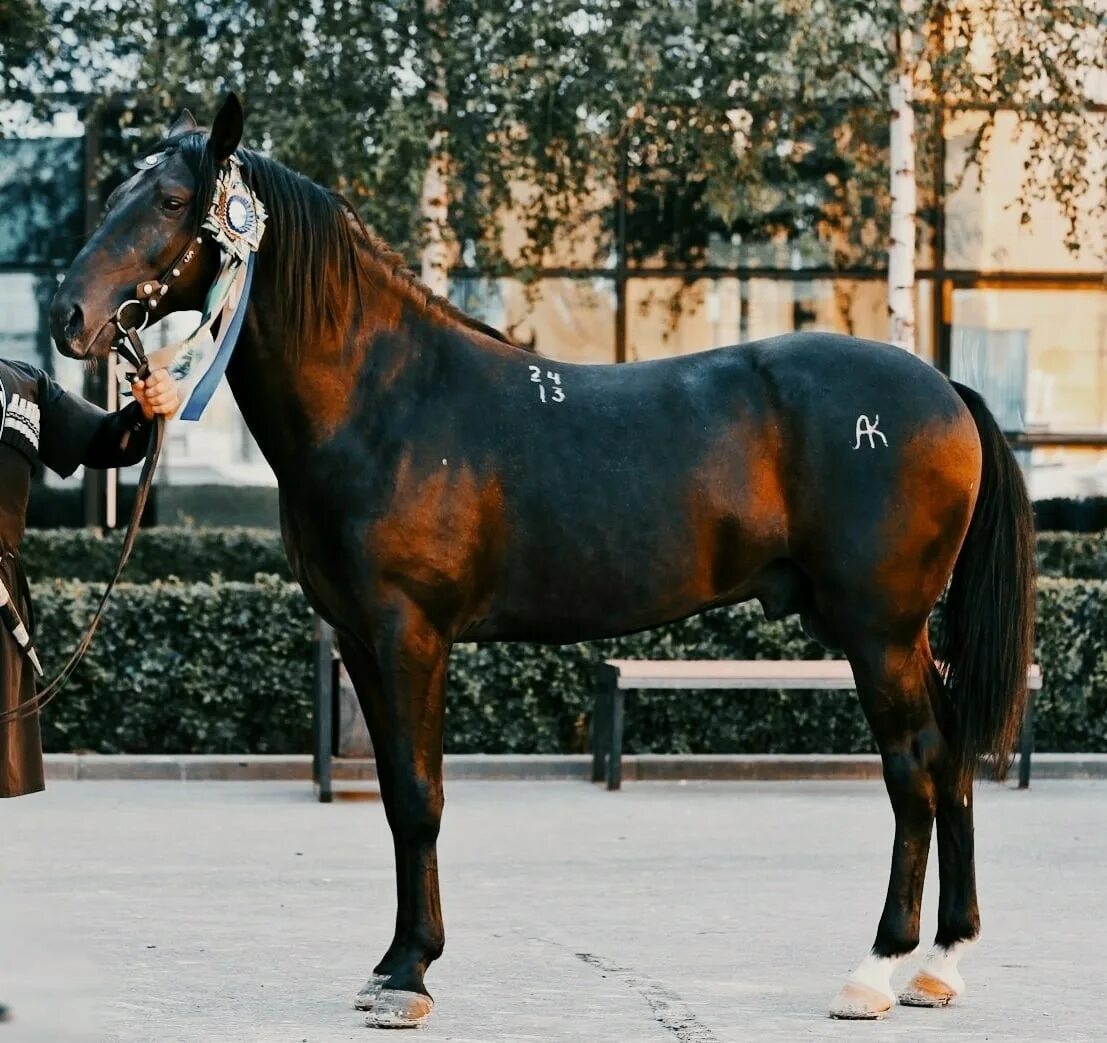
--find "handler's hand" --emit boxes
[131,368,180,420]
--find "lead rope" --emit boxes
[0,322,165,725]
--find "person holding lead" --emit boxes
[0,360,180,799]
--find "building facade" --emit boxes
[1,102,1103,524]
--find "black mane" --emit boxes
[169,133,514,351]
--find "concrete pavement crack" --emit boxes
[573,951,720,1043]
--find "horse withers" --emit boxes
[50,95,1036,1028]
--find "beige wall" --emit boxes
[943,110,1107,271]
[625,278,889,362]
[466,102,1106,463]
[479,278,617,363]
[465,275,895,365]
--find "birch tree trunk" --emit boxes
[420,0,450,298]
[888,19,917,352]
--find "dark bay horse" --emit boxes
[50,96,1035,1028]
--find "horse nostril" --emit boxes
[64,303,84,340]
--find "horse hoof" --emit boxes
[364,989,434,1029]
[353,974,391,1011]
[828,981,894,1020]
[899,969,960,1007]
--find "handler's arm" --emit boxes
[81,400,155,469]
[37,369,179,477]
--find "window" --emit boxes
[450,276,616,364]
[943,111,1107,273]
[626,277,889,361]
[952,289,1107,433]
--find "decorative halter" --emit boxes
[112,153,268,420]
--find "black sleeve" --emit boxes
[82,401,153,470]
[37,375,108,477]
[37,375,151,477]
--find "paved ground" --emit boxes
[3,778,1104,1043]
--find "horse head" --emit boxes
[50,95,246,360]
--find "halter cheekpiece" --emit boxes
[112,151,268,421]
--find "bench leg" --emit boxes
[313,615,334,803]
[606,688,625,791]
[1018,685,1035,790]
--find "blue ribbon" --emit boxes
[180,252,255,421]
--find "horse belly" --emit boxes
[468,450,788,643]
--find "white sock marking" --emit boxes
[848,951,908,1001]
[915,939,974,993]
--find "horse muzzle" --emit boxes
[49,283,122,360]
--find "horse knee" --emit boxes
[911,723,948,775]
[389,771,444,840]
[881,745,938,818]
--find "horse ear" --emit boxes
[209,93,244,163]
[167,108,198,138]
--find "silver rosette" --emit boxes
[202,155,268,261]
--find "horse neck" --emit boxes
[223,256,463,483]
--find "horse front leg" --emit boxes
[353,602,448,1030]
[337,636,402,1013]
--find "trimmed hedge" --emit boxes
[30,576,1107,756]
[22,527,292,584]
[450,578,1107,755]
[21,526,1107,584]
[445,606,867,756]
[26,483,157,529]
[36,578,312,754]
[1035,531,1107,580]
[1031,580,1107,752]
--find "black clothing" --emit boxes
[0,359,152,797]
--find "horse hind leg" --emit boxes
[899,739,979,1007]
[828,631,946,1020]
[899,940,973,1008]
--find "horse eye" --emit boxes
[161,197,186,213]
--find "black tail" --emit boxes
[941,382,1036,781]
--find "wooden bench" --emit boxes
[591,659,1044,791]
